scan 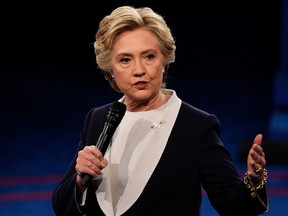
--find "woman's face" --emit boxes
[110,28,165,105]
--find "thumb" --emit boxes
[253,134,263,146]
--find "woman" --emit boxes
[52,5,269,216]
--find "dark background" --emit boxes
[2,1,280,77]
[1,1,287,215]
[2,1,282,152]
[1,1,281,136]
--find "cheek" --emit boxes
[114,74,129,89]
[115,72,128,81]
[151,70,163,81]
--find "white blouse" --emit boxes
[95,89,181,216]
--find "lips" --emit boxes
[134,81,148,89]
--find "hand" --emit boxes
[246,134,266,186]
[75,145,108,190]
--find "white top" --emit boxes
[94,89,181,216]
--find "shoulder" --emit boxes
[89,103,113,116]
[179,101,213,118]
[178,101,221,133]
[84,102,113,124]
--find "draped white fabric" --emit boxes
[96,89,181,216]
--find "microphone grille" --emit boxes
[107,101,126,125]
[111,101,126,114]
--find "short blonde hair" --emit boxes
[94,6,176,92]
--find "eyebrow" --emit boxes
[116,49,158,57]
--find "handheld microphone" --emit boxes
[80,101,126,187]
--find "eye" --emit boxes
[146,53,155,60]
[119,57,131,64]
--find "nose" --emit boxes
[132,59,145,77]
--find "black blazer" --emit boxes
[52,101,268,216]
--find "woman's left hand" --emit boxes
[246,134,266,186]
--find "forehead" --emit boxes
[112,28,160,53]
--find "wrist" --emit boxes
[76,174,86,193]
[243,168,268,198]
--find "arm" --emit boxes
[52,106,109,216]
[52,150,84,216]
[51,108,95,216]
[198,115,268,216]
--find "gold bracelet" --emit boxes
[243,168,268,198]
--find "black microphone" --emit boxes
[80,101,126,187]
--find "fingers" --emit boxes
[254,164,262,174]
[250,133,265,168]
[247,134,266,184]
[248,145,266,171]
[75,146,108,178]
[249,134,265,167]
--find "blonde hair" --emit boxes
[94,6,176,92]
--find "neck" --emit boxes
[125,91,170,112]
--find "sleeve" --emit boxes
[51,108,96,216]
[198,114,269,216]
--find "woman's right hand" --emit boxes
[75,145,108,191]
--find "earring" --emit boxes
[162,68,165,73]
[112,76,115,80]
